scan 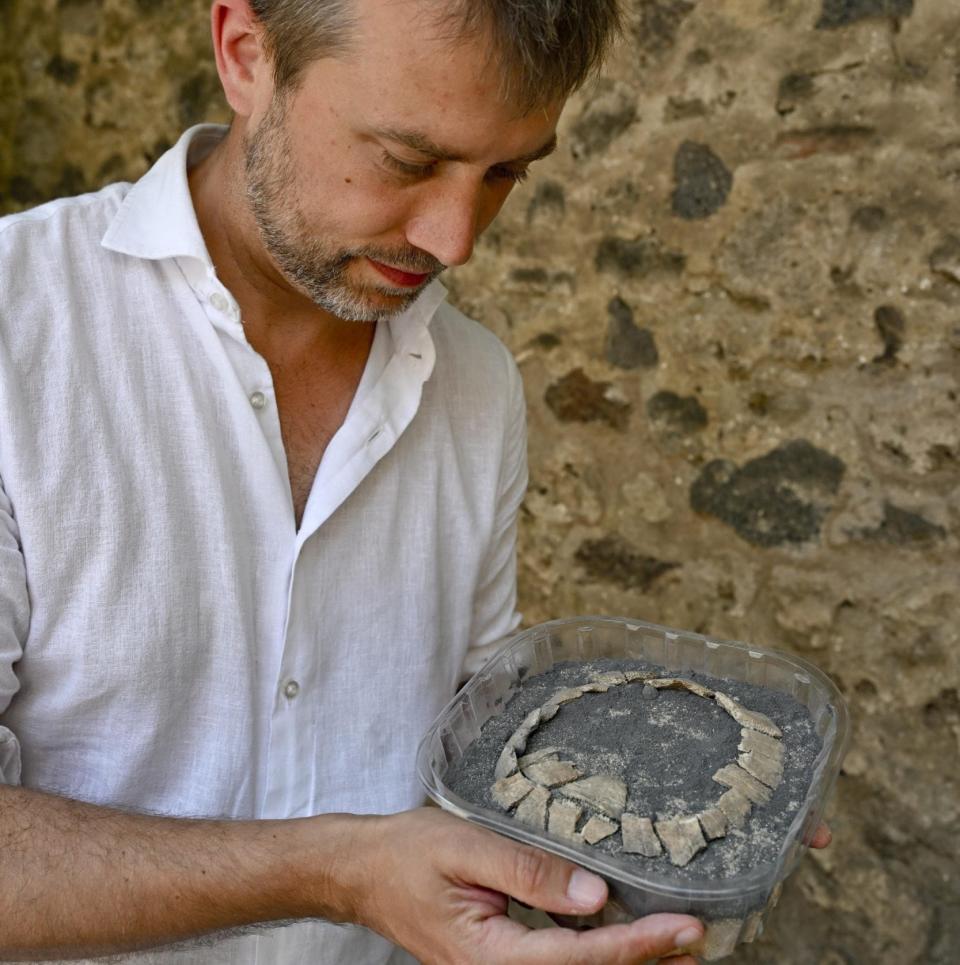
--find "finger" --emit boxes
[484,912,704,965]
[809,822,832,849]
[464,833,609,915]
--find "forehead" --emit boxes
[287,0,563,157]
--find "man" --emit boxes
[0,1,823,961]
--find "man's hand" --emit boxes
[348,808,704,965]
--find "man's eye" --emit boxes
[381,152,434,179]
[487,165,530,185]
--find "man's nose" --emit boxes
[404,176,484,269]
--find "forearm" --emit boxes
[0,784,374,960]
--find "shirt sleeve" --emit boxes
[0,475,29,785]
[460,352,528,682]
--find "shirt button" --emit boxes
[250,391,266,410]
[284,680,300,699]
[210,292,230,313]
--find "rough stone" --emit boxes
[544,369,632,430]
[575,535,679,591]
[606,297,659,370]
[713,764,774,806]
[514,785,551,831]
[558,774,628,818]
[671,141,734,220]
[655,815,707,866]
[621,813,663,857]
[547,798,582,842]
[492,771,535,810]
[570,82,638,159]
[690,440,846,548]
[581,814,619,844]
[715,692,783,737]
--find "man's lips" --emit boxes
[367,258,431,288]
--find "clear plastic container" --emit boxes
[416,616,850,960]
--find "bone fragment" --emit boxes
[697,806,729,840]
[547,799,582,842]
[518,747,560,768]
[577,682,611,694]
[539,702,559,723]
[679,679,715,698]
[558,774,628,818]
[713,764,772,805]
[581,815,619,844]
[625,669,656,682]
[655,815,707,867]
[493,744,518,780]
[543,687,585,710]
[714,693,782,738]
[523,759,581,788]
[590,671,627,687]
[739,750,784,789]
[620,813,662,857]
[647,677,688,690]
[738,728,784,763]
[506,708,543,753]
[701,918,743,960]
[514,785,551,831]
[491,772,535,810]
[716,788,752,829]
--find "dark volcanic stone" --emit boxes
[671,141,733,220]
[852,205,888,231]
[605,297,659,370]
[859,503,947,546]
[816,0,914,29]
[45,54,80,85]
[575,535,679,590]
[647,390,708,433]
[634,0,696,53]
[526,180,566,222]
[510,266,549,286]
[690,440,846,547]
[873,305,906,363]
[545,369,632,430]
[595,235,686,278]
[571,97,638,158]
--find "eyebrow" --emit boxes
[373,127,558,166]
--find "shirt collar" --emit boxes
[99,123,449,345]
[101,124,226,264]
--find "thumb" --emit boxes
[476,833,609,916]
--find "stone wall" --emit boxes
[2,1,958,962]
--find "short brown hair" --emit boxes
[249,0,622,109]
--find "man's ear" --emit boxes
[210,0,273,118]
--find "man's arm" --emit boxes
[0,787,705,963]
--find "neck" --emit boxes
[187,124,374,358]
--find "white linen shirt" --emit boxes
[0,125,526,963]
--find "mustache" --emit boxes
[350,245,446,276]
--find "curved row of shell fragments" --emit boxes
[490,669,786,867]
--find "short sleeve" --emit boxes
[0,475,29,785]
[460,352,528,681]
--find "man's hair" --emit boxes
[249,0,622,110]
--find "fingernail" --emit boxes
[674,925,703,948]
[566,869,606,907]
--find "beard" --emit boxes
[242,96,445,322]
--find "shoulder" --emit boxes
[0,184,130,277]
[429,300,524,411]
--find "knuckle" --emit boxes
[511,843,553,893]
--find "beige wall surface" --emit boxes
[2,1,958,962]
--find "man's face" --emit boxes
[241,0,563,322]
